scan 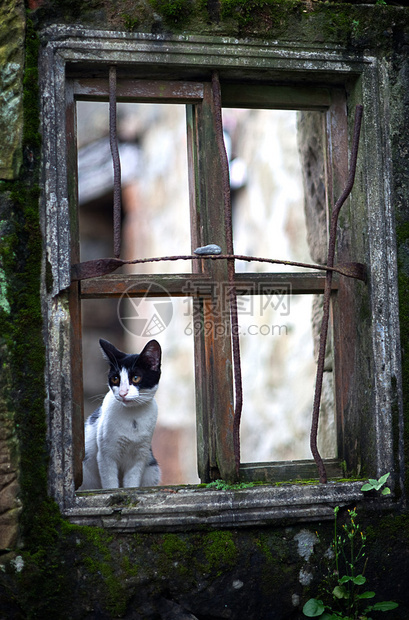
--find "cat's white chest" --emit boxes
[98,392,157,456]
[115,419,142,456]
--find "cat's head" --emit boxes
[99,339,161,406]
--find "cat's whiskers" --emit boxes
[118,392,153,405]
[89,394,105,404]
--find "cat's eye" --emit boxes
[111,375,120,385]
[131,375,141,385]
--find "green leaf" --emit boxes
[368,478,379,488]
[352,574,366,585]
[333,585,348,599]
[378,472,390,485]
[339,575,353,584]
[381,487,391,495]
[372,601,399,611]
[357,591,376,599]
[361,473,391,493]
[303,598,325,617]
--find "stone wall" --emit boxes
[0,0,25,179]
[0,0,25,554]
[1,1,409,618]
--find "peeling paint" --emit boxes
[10,555,24,572]
[298,567,314,586]
[0,267,10,314]
[294,529,318,562]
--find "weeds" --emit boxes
[303,506,398,619]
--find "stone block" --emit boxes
[0,0,25,179]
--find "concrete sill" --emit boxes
[68,481,391,531]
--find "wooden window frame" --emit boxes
[40,27,404,528]
[70,77,344,486]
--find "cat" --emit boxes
[79,338,161,490]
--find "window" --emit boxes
[41,29,403,526]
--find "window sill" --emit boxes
[68,481,390,531]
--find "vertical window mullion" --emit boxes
[187,103,210,481]
[325,92,363,475]
[189,84,236,482]
[324,91,351,469]
[66,81,84,489]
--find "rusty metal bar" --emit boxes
[211,71,243,477]
[310,104,363,484]
[71,254,366,282]
[109,66,122,259]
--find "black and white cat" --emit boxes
[79,339,161,490]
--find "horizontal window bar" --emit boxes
[222,84,331,110]
[79,272,338,298]
[240,459,344,483]
[73,78,204,102]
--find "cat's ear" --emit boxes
[139,340,161,372]
[99,339,125,365]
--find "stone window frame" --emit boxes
[39,26,404,529]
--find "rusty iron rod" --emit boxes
[310,104,363,484]
[109,65,122,259]
[71,254,366,282]
[212,71,243,478]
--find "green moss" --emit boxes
[148,0,194,27]
[161,533,190,560]
[254,529,311,596]
[78,528,129,617]
[0,17,93,614]
[22,23,40,151]
[206,479,255,490]
[12,521,136,618]
[149,533,192,581]
[35,0,102,21]
[121,13,140,31]
[315,2,409,49]
[121,554,139,578]
[24,0,409,46]
[369,513,409,541]
[148,530,238,584]
[397,269,409,491]
[202,531,237,574]
[16,520,74,618]
[395,219,409,493]
[0,17,49,549]
[220,0,302,34]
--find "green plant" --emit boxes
[351,19,360,37]
[361,473,391,495]
[205,479,254,490]
[303,507,398,619]
[148,0,192,25]
[122,13,139,31]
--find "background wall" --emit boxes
[1,1,409,618]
